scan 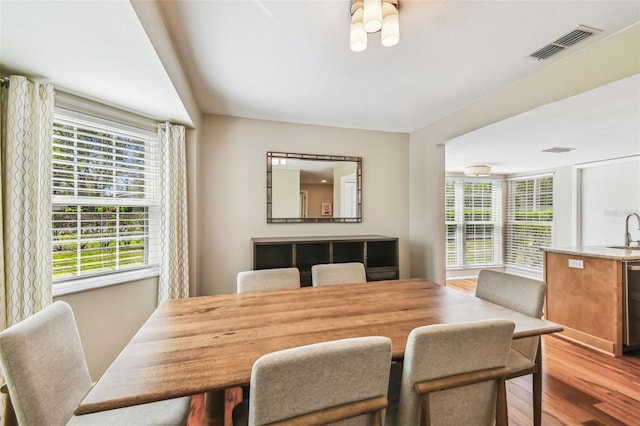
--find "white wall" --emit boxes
[411,25,639,284]
[132,0,203,296]
[580,157,640,246]
[552,166,576,248]
[272,168,300,218]
[498,157,640,261]
[54,277,158,380]
[408,132,446,283]
[198,115,410,295]
[333,161,357,216]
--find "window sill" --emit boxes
[52,267,160,297]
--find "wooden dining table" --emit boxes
[76,278,562,425]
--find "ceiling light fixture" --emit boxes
[464,165,492,177]
[350,0,399,52]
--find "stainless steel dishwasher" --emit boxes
[624,261,640,347]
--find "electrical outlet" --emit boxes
[568,259,584,269]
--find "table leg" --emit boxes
[204,390,226,426]
[533,341,543,426]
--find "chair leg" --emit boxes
[496,379,508,426]
[533,342,543,426]
[374,409,384,426]
[1,385,18,426]
[419,394,431,426]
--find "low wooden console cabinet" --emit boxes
[252,235,399,286]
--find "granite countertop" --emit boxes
[543,246,640,261]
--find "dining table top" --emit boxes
[76,278,562,415]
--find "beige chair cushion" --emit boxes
[0,301,190,426]
[238,336,392,426]
[311,262,367,286]
[395,319,515,426]
[475,270,547,361]
[237,267,301,293]
[506,348,536,374]
[66,398,192,426]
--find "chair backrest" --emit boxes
[0,301,93,426]
[475,269,547,360]
[311,262,367,286]
[475,270,547,318]
[237,267,301,293]
[396,320,515,426]
[248,336,392,426]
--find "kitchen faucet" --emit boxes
[625,213,640,247]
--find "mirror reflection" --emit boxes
[267,152,362,223]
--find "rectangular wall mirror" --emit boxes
[267,152,362,223]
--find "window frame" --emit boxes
[504,174,554,273]
[51,103,161,296]
[445,177,504,269]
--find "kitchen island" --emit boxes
[543,246,640,356]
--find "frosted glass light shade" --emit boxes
[381,2,399,47]
[363,0,382,33]
[350,7,367,52]
[464,165,492,177]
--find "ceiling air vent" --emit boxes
[528,25,601,60]
[542,147,575,153]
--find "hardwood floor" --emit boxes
[447,278,640,425]
[186,279,640,425]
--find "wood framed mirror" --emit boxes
[267,152,362,223]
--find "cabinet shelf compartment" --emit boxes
[366,240,398,268]
[296,242,330,271]
[254,243,292,270]
[333,241,365,264]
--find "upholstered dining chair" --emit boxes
[475,269,548,425]
[392,319,515,426]
[311,262,367,286]
[0,301,191,426]
[237,267,301,293]
[233,336,392,426]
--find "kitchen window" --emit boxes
[51,109,160,289]
[505,174,554,271]
[445,177,503,268]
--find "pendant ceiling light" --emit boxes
[350,0,399,52]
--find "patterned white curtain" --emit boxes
[1,75,54,422]
[1,75,54,330]
[157,122,189,304]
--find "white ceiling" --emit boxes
[0,0,191,125]
[158,0,639,133]
[1,1,639,174]
[446,73,640,175]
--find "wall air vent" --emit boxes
[528,25,601,60]
[542,147,575,153]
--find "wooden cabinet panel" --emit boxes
[544,251,623,356]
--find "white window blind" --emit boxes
[445,177,503,268]
[52,110,160,282]
[505,175,554,271]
